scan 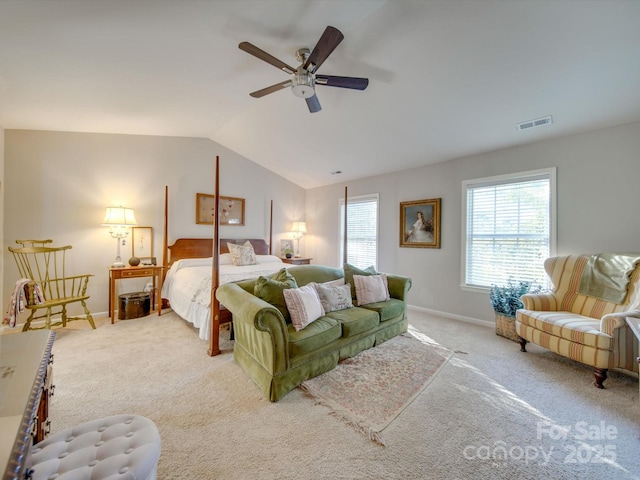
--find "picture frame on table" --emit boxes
[196,193,245,226]
[280,239,294,258]
[131,226,154,264]
[399,198,441,248]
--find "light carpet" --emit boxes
[34,310,640,479]
[300,333,453,445]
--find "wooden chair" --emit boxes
[8,239,95,331]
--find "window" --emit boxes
[339,193,379,269]
[462,168,556,290]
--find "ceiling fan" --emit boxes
[239,26,369,113]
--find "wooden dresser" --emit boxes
[1,330,55,480]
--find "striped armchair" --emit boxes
[516,254,640,388]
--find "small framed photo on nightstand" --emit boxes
[132,226,153,264]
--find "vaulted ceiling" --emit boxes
[1,0,639,188]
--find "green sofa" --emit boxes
[216,264,412,401]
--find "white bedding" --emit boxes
[161,254,286,340]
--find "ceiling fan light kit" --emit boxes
[239,26,369,113]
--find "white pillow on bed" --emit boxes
[256,255,284,264]
[219,253,233,265]
[172,257,213,270]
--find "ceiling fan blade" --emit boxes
[315,75,369,90]
[250,80,292,98]
[306,94,322,113]
[239,41,296,74]
[303,26,344,72]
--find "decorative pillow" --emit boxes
[314,282,353,313]
[254,268,298,321]
[227,241,257,266]
[219,253,233,265]
[353,273,390,306]
[283,284,325,331]
[344,263,378,299]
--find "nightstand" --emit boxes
[108,265,164,323]
[281,257,312,265]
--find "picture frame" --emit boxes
[131,226,154,264]
[196,193,245,226]
[280,239,294,258]
[399,198,441,248]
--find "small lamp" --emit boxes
[290,221,307,258]
[102,206,137,267]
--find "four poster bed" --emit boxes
[160,158,286,355]
[161,238,286,341]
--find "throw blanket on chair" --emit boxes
[3,278,45,327]
[578,253,640,304]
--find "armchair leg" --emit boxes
[593,368,608,389]
[517,336,527,352]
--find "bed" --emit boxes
[161,238,286,341]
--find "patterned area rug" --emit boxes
[299,331,453,446]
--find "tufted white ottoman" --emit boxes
[27,414,161,480]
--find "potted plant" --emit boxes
[490,279,541,342]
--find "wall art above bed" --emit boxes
[196,193,245,226]
[399,197,441,248]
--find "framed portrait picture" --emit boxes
[399,198,441,248]
[131,226,153,263]
[196,193,245,226]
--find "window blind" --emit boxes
[340,194,379,269]
[464,169,555,289]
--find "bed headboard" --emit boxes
[167,238,270,265]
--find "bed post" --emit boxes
[163,185,169,270]
[343,186,348,266]
[209,156,221,357]
[269,199,273,255]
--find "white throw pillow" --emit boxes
[218,253,233,265]
[314,282,353,313]
[353,274,390,306]
[227,241,257,266]
[283,284,325,331]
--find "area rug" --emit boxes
[299,332,453,446]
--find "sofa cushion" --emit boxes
[344,263,378,299]
[354,274,390,306]
[325,306,379,338]
[254,268,298,321]
[314,282,353,313]
[517,309,614,350]
[288,316,342,357]
[284,284,325,331]
[360,298,405,322]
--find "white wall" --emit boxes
[306,121,640,323]
[3,130,305,316]
[0,125,4,309]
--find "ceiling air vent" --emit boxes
[517,115,553,132]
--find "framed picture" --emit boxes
[196,193,245,226]
[280,239,294,258]
[399,198,441,248]
[131,226,154,263]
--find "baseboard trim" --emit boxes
[407,304,494,328]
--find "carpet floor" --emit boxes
[300,332,453,445]
[40,310,640,479]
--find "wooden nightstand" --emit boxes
[108,265,164,323]
[281,257,312,265]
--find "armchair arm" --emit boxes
[600,309,640,335]
[386,274,412,302]
[216,283,290,375]
[520,293,558,311]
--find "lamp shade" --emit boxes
[102,207,137,226]
[290,221,307,235]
